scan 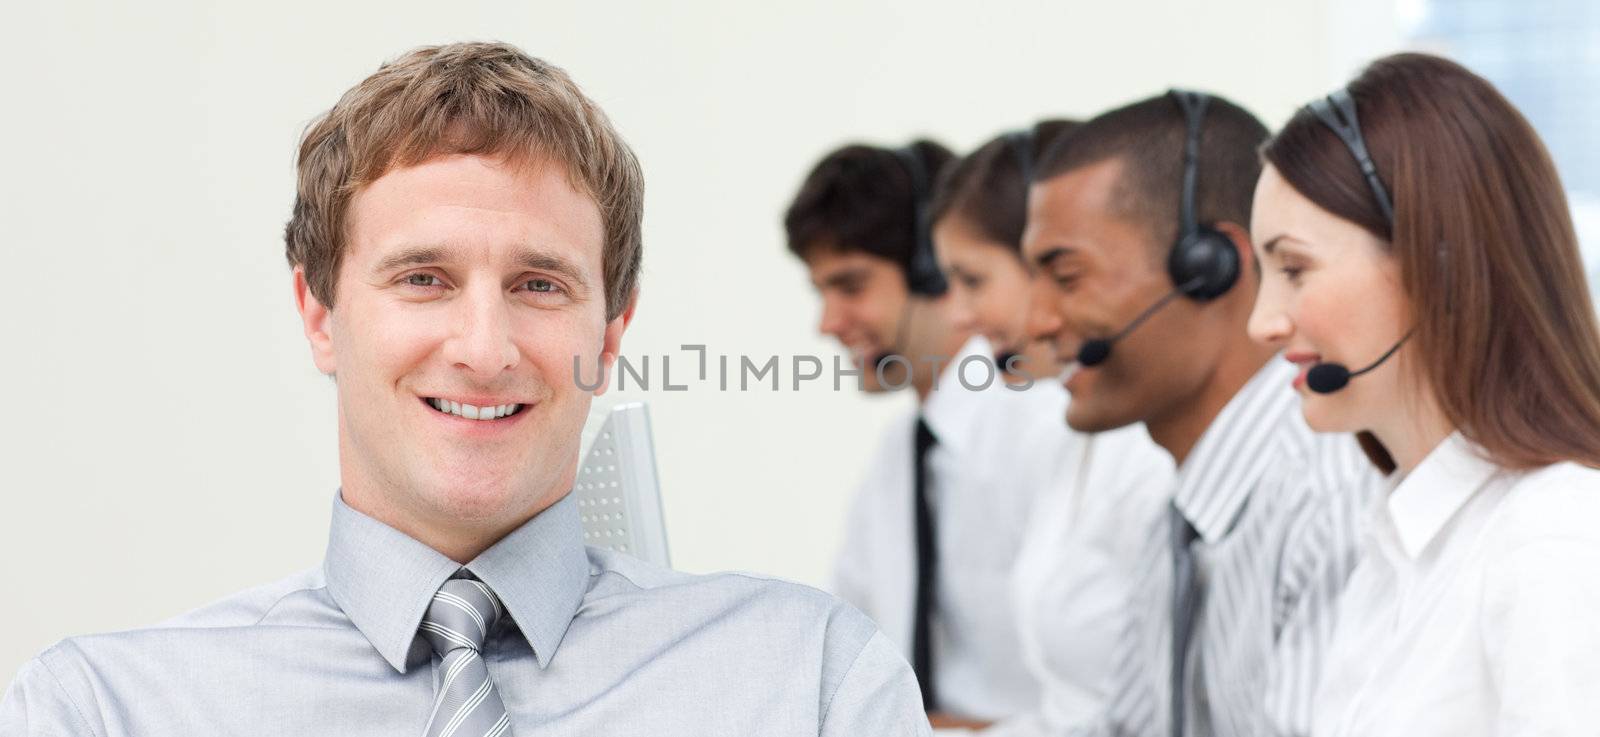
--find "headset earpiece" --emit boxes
[1167,90,1241,302]
[893,144,948,297]
[1170,224,1240,300]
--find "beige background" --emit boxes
[0,0,1400,681]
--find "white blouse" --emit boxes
[1313,432,1600,737]
[982,421,1172,736]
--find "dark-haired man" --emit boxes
[784,141,1045,728]
[1020,92,1378,736]
[1,42,931,737]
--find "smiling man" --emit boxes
[1020,92,1378,737]
[0,42,929,737]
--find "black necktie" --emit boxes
[1170,502,1203,737]
[912,416,940,711]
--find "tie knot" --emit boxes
[419,577,505,656]
[915,416,938,455]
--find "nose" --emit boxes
[1247,296,1294,347]
[443,283,520,379]
[818,294,847,338]
[1024,278,1064,348]
[947,292,977,334]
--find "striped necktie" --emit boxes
[1170,503,1203,737]
[418,577,514,737]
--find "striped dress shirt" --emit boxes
[1082,359,1381,737]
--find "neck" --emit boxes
[1368,388,1456,477]
[1147,340,1277,466]
[912,327,973,401]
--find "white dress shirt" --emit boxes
[1313,432,1600,737]
[982,422,1174,737]
[831,336,1057,721]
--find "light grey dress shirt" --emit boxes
[1,492,932,736]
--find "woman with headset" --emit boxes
[925,122,1174,735]
[928,121,1078,384]
[1249,53,1600,735]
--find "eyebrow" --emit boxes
[372,246,450,276]
[513,248,591,291]
[816,267,871,290]
[1259,234,1302,256]
[371,244,592,291]
[1032,245,1076,272]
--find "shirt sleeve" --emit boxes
[0,655,100,737]
[820,630,932,737]
[1482,538,1600,736]
[828,475,880,618]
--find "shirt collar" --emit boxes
[1172,359,1301,543]
[323,490,591,673]
[1385,431,1499,559]
[921,335,996,451]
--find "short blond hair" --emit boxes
[284,42,643,320]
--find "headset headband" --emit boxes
[1306,88,1395,225]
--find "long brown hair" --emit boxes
[1264,52,1600,472]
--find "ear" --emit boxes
[592,288,640,397]
[293,267,338,376]
[1214,221,1258,288]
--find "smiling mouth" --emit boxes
[424,397,526,421]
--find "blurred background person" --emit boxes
[927,121,1175,736]
[784,140,1040,727]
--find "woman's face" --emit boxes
[932,213,1049,379]
[1247,164,1412,433]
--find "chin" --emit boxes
[1298,401,1358,434]
[1065,402,1133,434]
[415,465,539,521]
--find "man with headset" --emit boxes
[784,141,1045,728]
[1019,92,1379,736]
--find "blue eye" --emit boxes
[405,273,442,287]
[526,278,556,293]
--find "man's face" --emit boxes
[295,153,630,538]
[1022,158,1220,433]
[805,248,913,393]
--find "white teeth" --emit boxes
[429,399,522,421]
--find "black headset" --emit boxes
[1307,88,1396,225]
[1300,87,1407,395]
[1003,128,1034,188]
[892,144,949,297]
[1168,89,1241,301]
[1072,91,1244,368]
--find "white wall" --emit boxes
[0,0,1394,681]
